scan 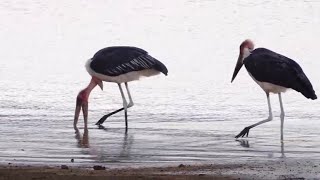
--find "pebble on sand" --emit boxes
[61,165,69,170]
[93,165,106,170]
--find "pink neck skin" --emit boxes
[77,77,98,103]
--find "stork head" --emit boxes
[73,76,103,129]
[231,39,255,83]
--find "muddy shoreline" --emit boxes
[1,159,319,180]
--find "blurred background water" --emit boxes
[0,0,319,168]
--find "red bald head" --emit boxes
[240,39,254,54]
[74,76,103,129]
[77,90,89,103]
[231,39,255,83]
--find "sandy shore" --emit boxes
[0,160,319,180]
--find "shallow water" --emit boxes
[0,0,320,168]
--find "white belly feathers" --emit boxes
[85,59,160,84]
[248,72,288,94]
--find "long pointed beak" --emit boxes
[82,101,88,128]
[74,97,89,129]
[74,98,82,129]
[231,54,244,83]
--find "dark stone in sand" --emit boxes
[178,164,186,168]
[93,165,106,170]
[61,165,69,170]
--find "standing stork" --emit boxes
[74,46,168,130]
[231,39,317,140]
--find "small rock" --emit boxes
[61,165,69,170]
[178,164,185,168]
[71,159,74,163]
[93,165,106,170]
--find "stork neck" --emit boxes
[242,48,251,59]
[86,78,98,92]
[79,78,98,102]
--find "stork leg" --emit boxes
[117,83,129,129]
[125,82,134,109]
[235,92,273,138]
[96,83,134,128]
[278,93,285,141]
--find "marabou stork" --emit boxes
[231,39,317,140]
[74,47,168,130]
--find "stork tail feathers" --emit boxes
[153,59,168,76]
[302,90,317,100]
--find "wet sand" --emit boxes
[1,160,319,180]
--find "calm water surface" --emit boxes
[0,0,320,168]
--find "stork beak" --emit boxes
[74,98,82,129]
[231,54,244,83]
[97,80,103,90]
[74,96,88,129]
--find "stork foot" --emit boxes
[98,124,107,130]
[235,127,251,138]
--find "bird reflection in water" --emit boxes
[236,139,286,158]
[74,127,89,148]
[119,129,132,158]
[97,125,134,161]
[236,139,250,148]
[280,141,285,158]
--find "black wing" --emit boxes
[90,46,168,76]
[244,48,317,99]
